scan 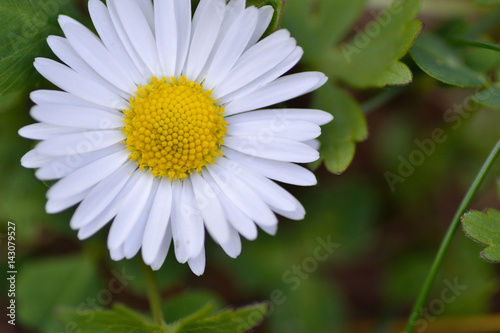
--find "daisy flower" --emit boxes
[19,0,332,275]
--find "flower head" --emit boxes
[19,0,332,275]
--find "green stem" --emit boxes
[141,261,164,326]
[404,137,500,333]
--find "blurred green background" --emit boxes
[2,0,500,332]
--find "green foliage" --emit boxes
[0,0,80,95]
[282,0,422,173]
[472,84,500,110]
[57,303,268,333]
[462,209,500,262]
[58,304,165,333]
[18,255,101,333]
[312,84,367,173]
[410,33,487,87]
[162,290,224,324]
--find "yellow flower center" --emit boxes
[123,76,227,180]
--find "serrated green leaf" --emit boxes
[0,0,80,95]
[472,84,500,109]
[176,303,268,333]
[462,209,500,262]
[328,0,423,88]
[57,304,166,333]
[312,84,367,174]
[246,0,284,36]
[18,255,101,333]
[410,33,487,87]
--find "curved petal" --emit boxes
[107,171,155,249]
[46,187,91,214]
[113,0,161,74]
[19,123,83,141]
[226,119,321,141]
[154,0,177,77]
[30,105,124,130]
[187,247,205,276]
[70,161,137,229]
[35,130,125,157]
[226,108,334,126]
[224,72,327,115]
[183,0,225,80]
[34,58,128,110]
[223,136,319,163]
[88,0,145,84]
[223,148,316,186]
[142,178,173,264]
[46,148,129,200]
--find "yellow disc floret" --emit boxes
[123,76,227,180]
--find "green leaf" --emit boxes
[328,0,423,88]
[57,304,165,333]
[472,84,500,110]
[312,84,367,174]
[176,303,268,333]
[246,0,284,36]
[162,290,224,324]
[0,0,80,95]
[283,0,422,88]
[410,33,487,87]
[497,179,500,201]
[18,255,101,333]
[462,209,500,262]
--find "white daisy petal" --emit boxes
[46,187,91,214]
[219,226,241,258]
[218,157,297,212]
[30,90,118,114]
[110,245,125,261]
[201,168,258,240]
[271,202,306,221]
[223,148,317,186]
[155,0,177,77]
[70,162,137,229]
[142,178,173,264]
[124,179,158,259]
[35,130,125,157]
[135,0,155,33]
[178,178,205,259]
[114,0,161,74]
[173,0,191,76]
[106,0,152,79]
[76,169,140,239]
[149,224,173,270]
[259,224,278,236]
[47,148,129,200]
[203,6,258,89]
[244,5,274,51]
[227,119,321,141]
[107,172,155,249]
[170,180,188,263]
[184,0,225,80]
[207,163,277,227]
[31,105,124,130]
[20,149,51,169]
[224,136,319,163]
[304,139,321,150]
[35,143,125,181]
[224,72,328,115]
[212,29,295,98]
[47,36,128,99]
[188,247,206,276]
[34,58,128,110]
[19,123,84,141]
[190,171,230,244]
[60,21,137,94]
[226,108,334,126]
[88,0,145,84]
[218,46,304,104]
